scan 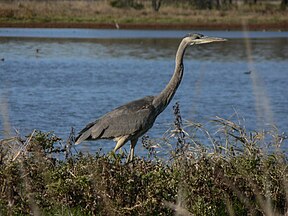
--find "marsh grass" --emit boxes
[0,0,287,27]
[0,102,287,215]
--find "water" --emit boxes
[0,29,287,154]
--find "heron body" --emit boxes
[76,96,157,161]
[75,33,226,162]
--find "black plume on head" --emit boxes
[184,33,204,39]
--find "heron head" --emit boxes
[184,33,227,45]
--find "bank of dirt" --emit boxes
[0,21,287,30]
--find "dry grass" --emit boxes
[0,0,287,28]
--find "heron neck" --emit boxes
[153,40,188,114]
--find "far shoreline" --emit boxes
[0,22,287,31]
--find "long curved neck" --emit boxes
[152,39,189,114]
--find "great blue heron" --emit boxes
[75,33,226,162]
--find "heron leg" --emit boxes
[127,138,138,162]
[113,135,129,152]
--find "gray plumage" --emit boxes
[75,33,226,162]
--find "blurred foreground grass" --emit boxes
[0,104,287,215]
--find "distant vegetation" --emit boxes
[1,104,287,215]
[0,0,287,29]
[109,0,288,11]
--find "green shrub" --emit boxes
[0,108,287,215]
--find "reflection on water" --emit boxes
[2,36,287,62]
[0,29,288,155]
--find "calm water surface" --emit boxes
[0,29,287,154]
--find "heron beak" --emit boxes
[194,36,227,45]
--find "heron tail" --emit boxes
[75,131,91,145]
[75,119,102,145]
